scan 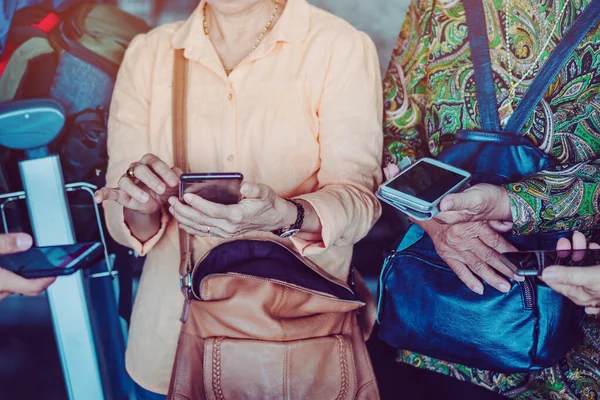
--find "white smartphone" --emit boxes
[379,158,471,214]
[376,189,434,221]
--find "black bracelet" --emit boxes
[273,198,304,238]
[287,198,304,230]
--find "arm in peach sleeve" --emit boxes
[292,31,383,255]
[103,34,170,256]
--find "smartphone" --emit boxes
[376,188,434,221]
[179,173,243,205]
[0,242,104,279]
[501,249,600,276]
[380,158,471,212]
[378,186,435,213]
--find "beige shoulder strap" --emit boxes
[173,49,193,290]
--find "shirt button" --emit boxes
[228,93,233,100]
[227,155,235,162]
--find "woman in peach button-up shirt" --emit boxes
[95,0,383,395]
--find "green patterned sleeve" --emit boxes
[382,0,432,166]
[505,161,600,235]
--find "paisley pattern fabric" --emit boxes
[383,0,600,236]
[384,0,600,398]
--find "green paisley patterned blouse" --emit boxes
[383,0,600,236]
[384,0,600,398]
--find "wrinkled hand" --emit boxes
[541,231,600,314]
[422,219,520,294]
[0,233,55,301]
[384,162,522,293]
[384,164,513,232]
[94,154,181,214]
[168,182,293,239]
[435,184,513,227]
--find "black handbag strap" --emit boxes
[464,0,501,133]
[464,0,600,135]
[454,129,533,146]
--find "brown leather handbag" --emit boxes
[167,49,380,400]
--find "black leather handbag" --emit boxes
[378,0,600,372]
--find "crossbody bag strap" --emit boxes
[464,0,501,133]
[503,0,600,134]
[173,49,193,320]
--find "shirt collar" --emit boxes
[268,0,310,44]
[171,0,207,53]
[171,0,311,55]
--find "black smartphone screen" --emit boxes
[0,242,103,278]
[179,173,243,205]
[502,249,600,275]
[385,162,467,203]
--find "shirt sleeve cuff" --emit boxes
[505,183,542,235]
[288,190,347,256]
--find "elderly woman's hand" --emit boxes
[541,231,600,314]
[168,182,298,238]
[420,218,519,294]
[384,163,521,294]
[434,184,513,229]
[384,165,514,232]
[94,154,181,215]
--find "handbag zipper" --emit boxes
[199,272,365,306]
[179,238,358,322]
[376,250,397,324]
[383,250,397,267]
[519,278,535,310]
[189,238,355,299]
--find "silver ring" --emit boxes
[207,226,211,235]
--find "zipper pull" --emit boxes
[179,271,193,323]
[180,298,191,323]
[384,250,397,268]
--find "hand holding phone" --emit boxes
[377,158,471,220]
[171,179,297,239]
[0,233,55,300]
[434,183,513,226]
[502,249,600,276]
[0,242,104,279]
[179,173,243,205]
[537,233,600,313]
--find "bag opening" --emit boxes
[192,240,357,301]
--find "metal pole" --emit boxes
[19,155,104,400]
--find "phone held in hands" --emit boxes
[179,172,244,205]
[501,249,600,276]
[377,158,471,220]
[0,242,104,279]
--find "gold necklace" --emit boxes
[499,0,571,124]
[203,0,279,76]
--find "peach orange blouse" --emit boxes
[104,0,383,393]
